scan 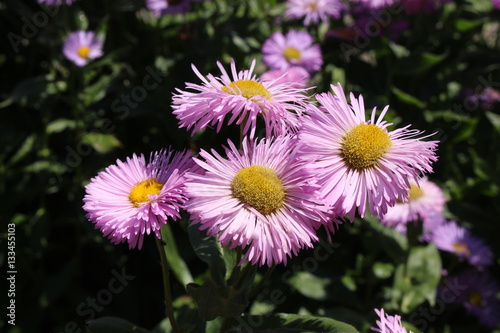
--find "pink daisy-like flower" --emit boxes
[63,31,103,67]
[171,59,309,138]
[350,0,399,10]
[83,149,198,249]
[262,30,323,74]
[184,136,335,267]
[146,0,198,16]
[432,221,494,267]
[440,269,500,328]
[284,0,343,26]
[371,308,413,333]
[298,83,438,220]
[380,177,446,228]
[260,67,311,89]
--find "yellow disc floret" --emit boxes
[468,290,483,307]
[231,165,286,215]
[222,80,272,100]
[283,47,302,61]
[77,46,91,59]
[340,123,392,170]
[452,242,471,257]
[408,184,425,201]
[129,178,164,207]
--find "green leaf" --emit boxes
[372,262,394,279]
[81,132,122,154]
[160,224,193,288]
[85,317,150,333]
[393,244,441,313]
[235,313,360,333]
[485,111,500,132]
[393,52,447,75]
[391,87,425,109]
[454,18,484,32]
[187,221,227,287]
[46,118,77,134]
[186,278,248,321]
[287,271,330,301]
[363,216,408,262]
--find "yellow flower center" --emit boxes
[222,80,272,100]
[408,184,425,200]
[308,1,319,10]
[283,47,302,61]
[452,242,471,256]
[77,46,91,59]
[340,123,392,171]
[397,183,425,203]
[129,178,164,207]
[468,290,483,307]
[231,165,286,215]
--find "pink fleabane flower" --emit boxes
[350,0,399,9]
[260,67,311,89]
[63,31,103,67]
[298,83,438,220]
[432,221,494,267]
[184,136,335,267]
[371,308,413,333]
[284,0,343,26]
[83,149,198,249]
[380,177,446,228]
[262,30,323,74]
[172,59,309,138]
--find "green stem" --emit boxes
[155,236,180,333]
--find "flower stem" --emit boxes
[155,236,180,333]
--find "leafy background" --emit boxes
[1,0,499,332]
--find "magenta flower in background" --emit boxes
[402,0,450,15]
[83,149,198,249]
[432,221,494,267]
[146,0,197,16]
[172,59,309,138]
[298,83,438,220]
[260,67,310,89]
[350,0,399,10]
[262,30,323,74]
[380,177,446,228]
[284,0,343,26]
[184,136,335,267]
[371,308,413,333]
[38,0,77,5]
[63,31,103,67]
[420,209,447,242]
[494,0,500,9]
[440,269,500,328]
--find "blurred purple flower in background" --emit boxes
[62,31,103,67]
